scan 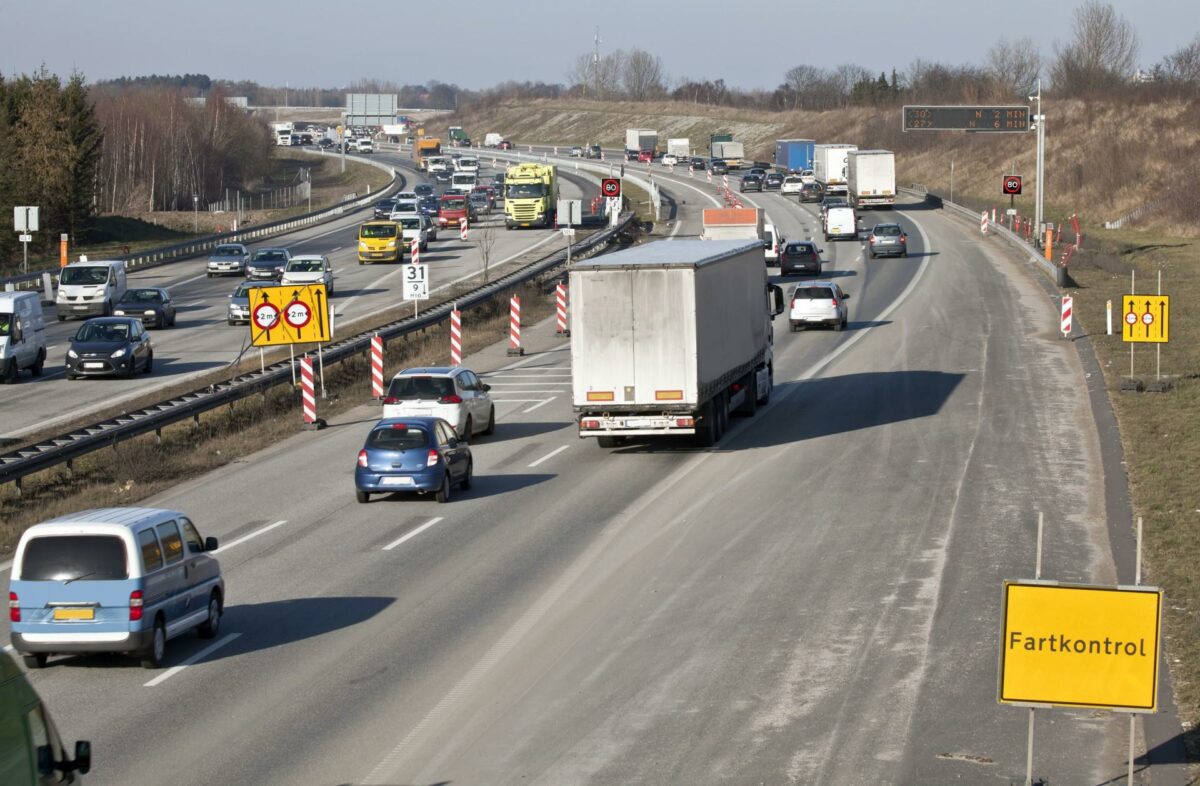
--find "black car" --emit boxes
[751,161,773,171]
[413,184,435,198]
[690,156,707,170]
[246,248,291,281]
[418,196,440,219]
[625,150,639,161]
[318,138,334,149]
[374,198,398,219]
[434,169,453,183]
[799,182,825,203]
[764,172,785,190]
[709,159,729,175]
[779,241,825,276]
[113,287,176,329]
[66,317,153,379]
[740,173,764,193]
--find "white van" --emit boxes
[450,172,477,193]
[763,223,781,265]
[356,137,374,153]
[55,259,128,320]
[0,291,48,382]
[824,206,858,241]
[455,157,479,174]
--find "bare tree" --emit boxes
[567,49,625,99]
[783,65,825,108]
[1051,1,1139,94]
[623,48,666,101]
[988,37,1043,98]
[1160,34,1200,83]
[474,215,499,284]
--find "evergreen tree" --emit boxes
[60,72,103,241]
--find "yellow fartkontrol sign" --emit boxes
[999,582,1162,711]
[1122,294,1170,343]
[248,283,331,347]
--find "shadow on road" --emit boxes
[482,421,569,442]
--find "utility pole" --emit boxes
[1031,80,1045,244]
[592,27,601,99]
[192,194,198,233]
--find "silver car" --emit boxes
[382,367,495,439]
[206,244,250,277]
[867,223,909,258]
[227,281,273,325]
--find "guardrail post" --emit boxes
[64,459,73,478]
[13,477,20,497]
[155,427,162,445]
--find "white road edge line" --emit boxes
[521,397,556,414]
[527,445,568,468]
[212,520,287,554]
[143,632,241,687]
[383,517,445,551]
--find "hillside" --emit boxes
[438,98,1200,234]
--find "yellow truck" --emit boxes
[412,138,442,172]
[504,163,557,229]
[358,220,404,265]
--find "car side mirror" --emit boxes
[73,740,92,774]
[481,383,491,391]
[447,437,460,448]
[842,293,851,300]
[205,536,219,551]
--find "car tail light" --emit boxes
[439,394,463,404]
[129,590,144,622]
[358,450,369,468]
[830,298,839,307]
[383,396,399,405]
[790,299,797,309]
[426,449,440,467]
[899,235,906,244]
[9,592,19,623]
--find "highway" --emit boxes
[0,151,601,442]
[2,183,1138,784]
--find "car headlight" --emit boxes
[144,310,156,316]
[113,309,126,316]
[111,348,126,359]
[67,349,78,359]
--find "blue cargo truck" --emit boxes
[774,139,815,173]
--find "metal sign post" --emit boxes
[13,206,38,274]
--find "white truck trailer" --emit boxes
[667,138,690,159]
[813,143,857,195]
[624,128,659,157]
[847,149,896,208]
[700,208,764,244]
[570,240,784,448]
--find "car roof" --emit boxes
[288,254,327,262]
[395,366,465,377]
[24,507,183,535]
[795,280,838,288]
[872,223,903,229]
[80,316,139,325]
[373,417,441,430]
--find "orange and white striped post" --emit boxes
[370,335,384,398]
[450,307,462,366]
[507,295,523,356]
[555,283,569,337]
[300,355,318,425]
[459,217,468,241]
[410,238,420,265]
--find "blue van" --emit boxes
[0,649,91,783]
[9,508,224,669]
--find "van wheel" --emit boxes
[198,593,221,639]
[31,349,45,377]
[22,653,47,669]
[2,359,16,384]
[435,474,451,503]
[141,620,167,669]
[103,300,112,317]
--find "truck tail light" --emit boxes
[439,395,463,404]
[581,419,600,430]
[129,590,144,621]
[358,450,369,468]
[9,592,19,623]
[426,449,440,467]
[675,418,695,428]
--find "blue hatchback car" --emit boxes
[355,417,472,504]
[9,508,223,670]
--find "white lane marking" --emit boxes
[330,246,342,253]
[180,301,205,308]
[172,273,210,288]
[527,445,568,468]
[491,399,549,404]
[497,342,570,371]
[212,520,287,554]
[522,397,556,414]
[143,632,241,687]
[383,517,445,551]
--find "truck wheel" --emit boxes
[737,374,758,416]
[597,436,619,449]
[757,366,773,406]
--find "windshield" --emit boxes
[288,260,325,272]
[252,251,287,263]
[212,245,243,257]
[875,225,902,236]
[75,321,130,342]
[60,266,109,285]
[387,376,455,400]
[399,218,421,229]
[20,535,129,581]
[121,289,163,303]
[360,224,397,239]
[367,426,431,451]
[0,313,10,337]
[453,175,474,183]
[234,283,266,298]
[441,197,467,210]
[506,183,546,199]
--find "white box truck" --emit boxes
[700,208,764,244]
[570,240,785,448]
[813,144,857,195]
[710,141,745,169]
[847,149,896,208]
[667,138,690,159]
[624,128,658,157]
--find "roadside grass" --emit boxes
[0,278,558,556]
[1067,231,1200,738]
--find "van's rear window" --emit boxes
[20,536,128,581]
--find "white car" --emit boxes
[799,169,817,183]
[394,192,418,202]
[280,255,334,294]
[781,175,805,195]
[661,154,678,167]
[383,367,495,439]
[788,281,849,332]
[389,199,418,218]
[427,157,450,174]
[396,215,434,252]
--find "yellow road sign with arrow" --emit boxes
[249,284,331,347]
[1122,294,1169,344]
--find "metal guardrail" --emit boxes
[0,210,636,493]
[900,186,1065,286]
[1,150,402,295]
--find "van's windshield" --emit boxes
[21,535,129,581]
[0,313,11,337]
[60,267,109,285]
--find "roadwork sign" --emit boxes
[403,264,429,300]
[250,284,331,347]
[999,582,1162,711]
[1122,294,1170,343]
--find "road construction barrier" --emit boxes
[507,295,523,356]
[450,308,462,366]
[411,238,420,265]
[460,218,469,241]
[555,283,569,337]
[300,356,317,424]
[370,335,384,398]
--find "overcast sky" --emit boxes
[1,0,1195,91]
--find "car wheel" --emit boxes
[197,593,221,639]
[834,319,845,332]
[22,653,47,669]
[356,490,370,504]
[207,272,213,278]
[57,314,66,322]
[141,619,167,669]
[103,300,112,316]
[169,313,177,327]
[144,350,153,374]
[30,349,45,377]
[435,473,451,504]
[460,459,473,491]
[228,319,237,326]
[868,250,876,259]
[463,416,472,440]
[902,250,908,258]
[482,406,495,436]
[66,372,78,380]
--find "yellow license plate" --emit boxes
[53,608,94,621]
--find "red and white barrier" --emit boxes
[555,283,569,336]
[300,356,317,424]
[370,335,384,398]
[1061,296,1073,337]
[459,217,469,241]
[410,238,420,265]
[689,165,694,178]
[980,210,989,235]
[507,295,523,356]
[722,173,729,189]
[707,169,712,184]
[450,307,462,366]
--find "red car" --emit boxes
[637,150,653,163]
[498,140,512,150]
[438,193,475,228]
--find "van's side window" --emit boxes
[138,529,163,572]
[156,522,184,565]
[180,518,204,555]
[25,704,66,784]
